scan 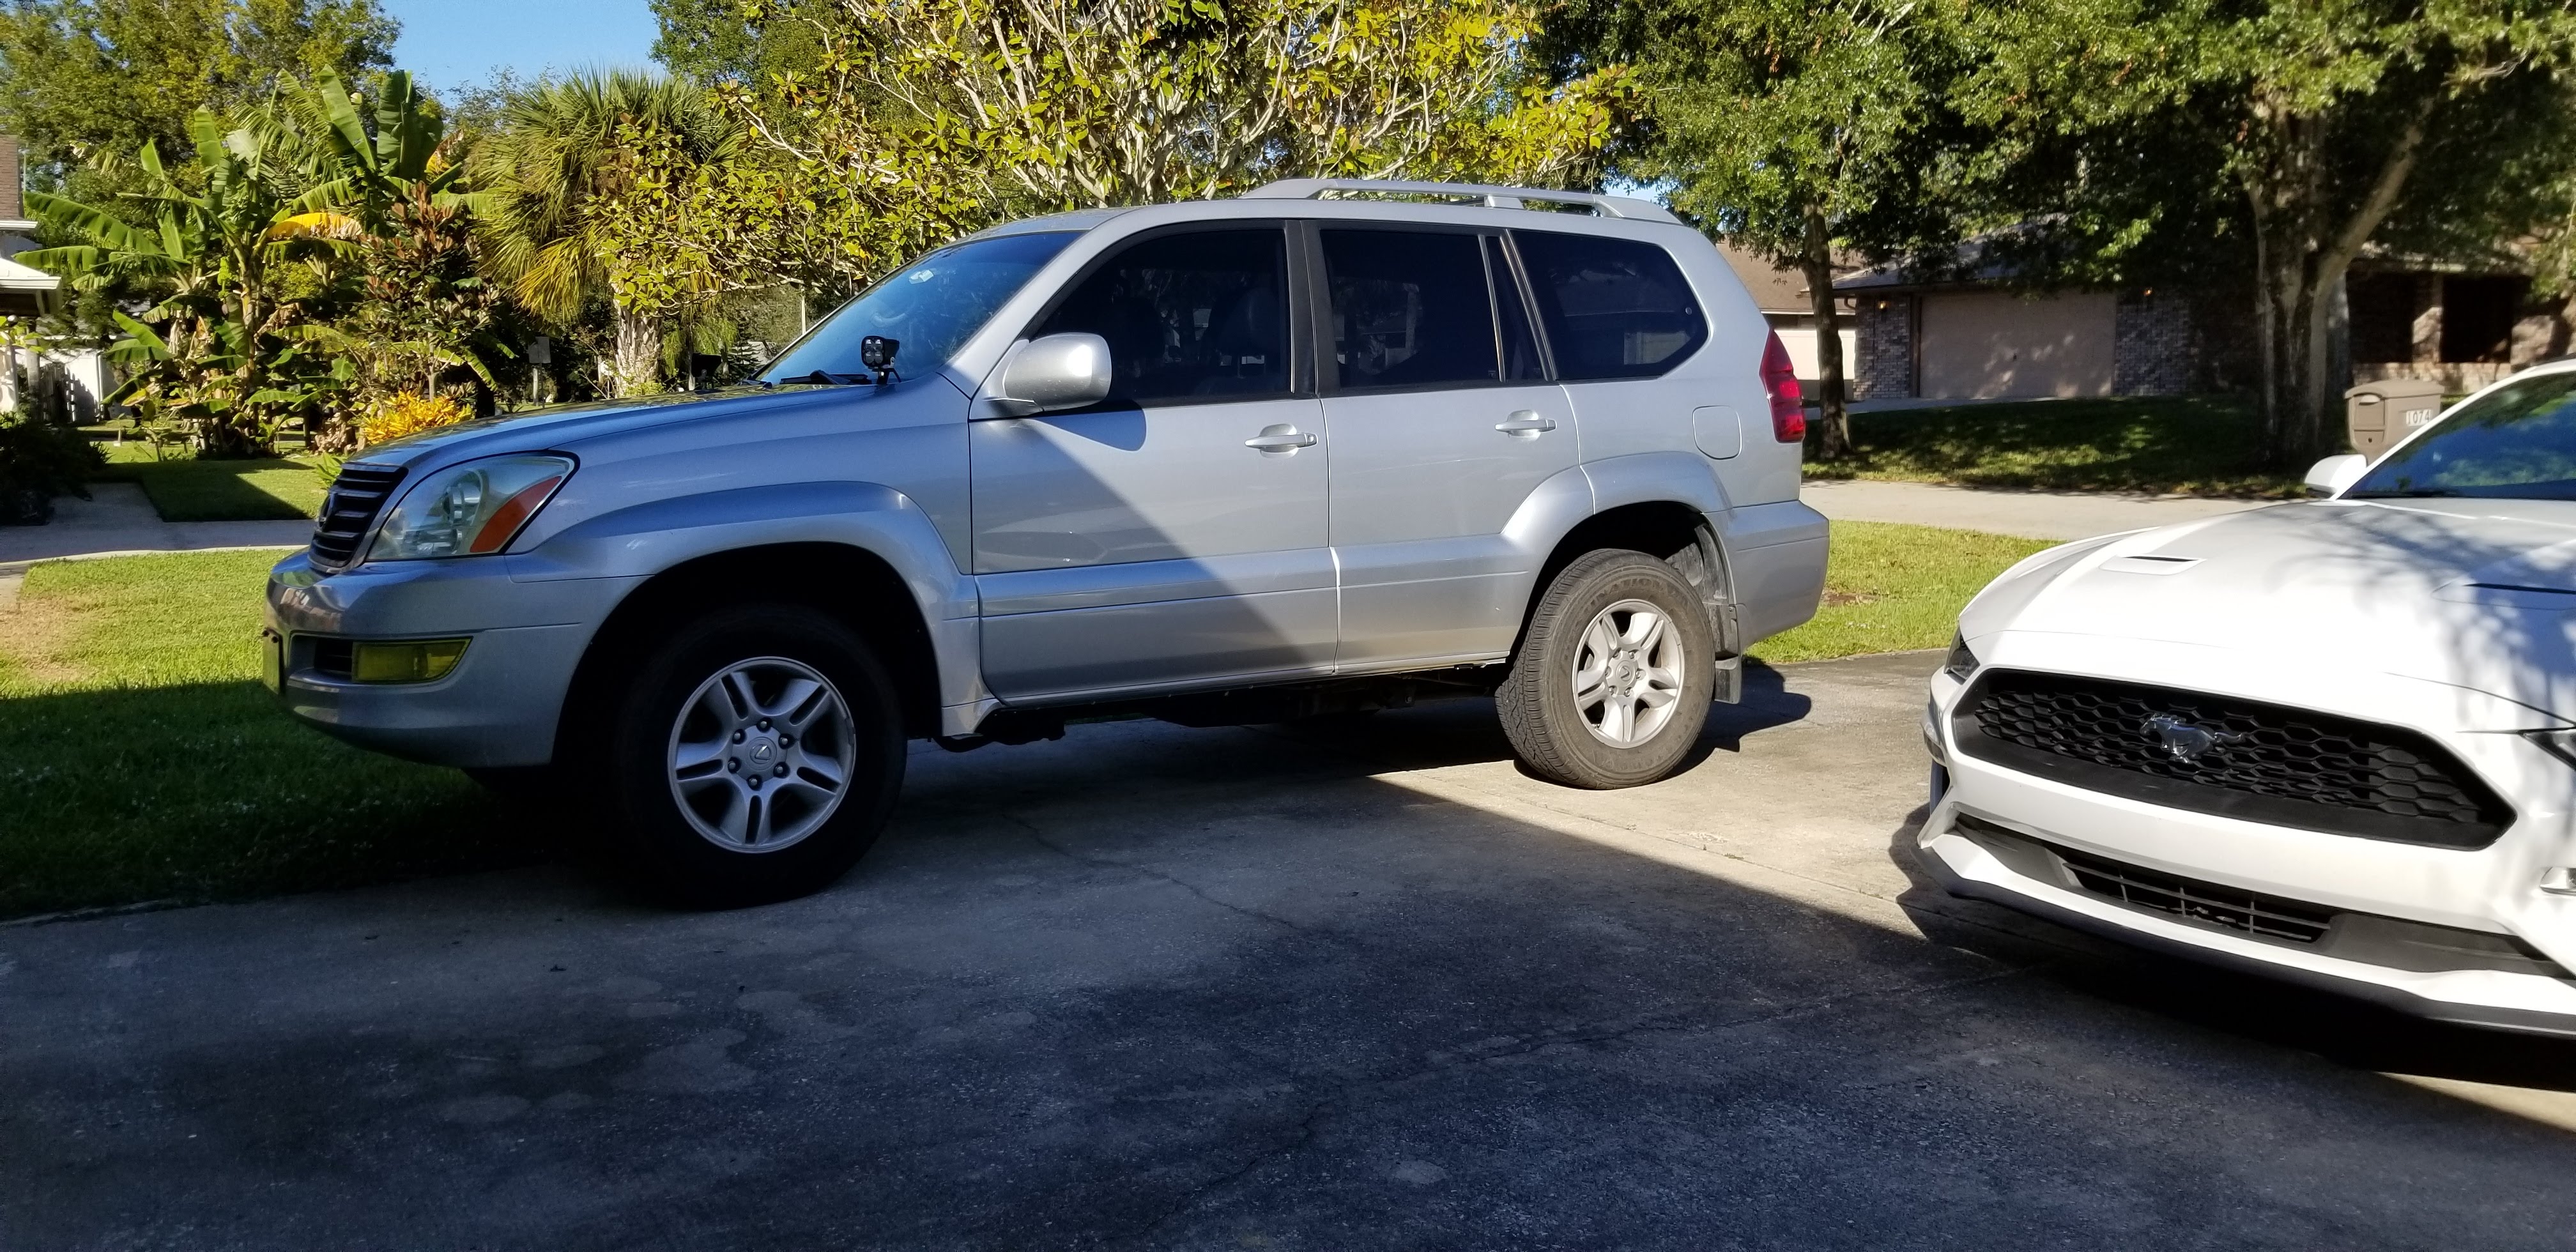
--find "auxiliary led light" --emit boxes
[351,638,469,683]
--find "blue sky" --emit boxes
[385,0,661,92]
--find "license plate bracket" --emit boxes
[259,629,284,692]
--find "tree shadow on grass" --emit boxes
[0,680,555,919]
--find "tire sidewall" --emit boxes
[606,605,905,906]
[1510,551,1717,788]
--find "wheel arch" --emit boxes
[561,542,948,753]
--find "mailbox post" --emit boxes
[2345,378,2446,458]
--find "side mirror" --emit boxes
[989,333,1112,417]
[2305,454,2368,498]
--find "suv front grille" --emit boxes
[1954,670,2511,849]
[309,464,405,568]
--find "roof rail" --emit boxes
[1241,178,1679,224]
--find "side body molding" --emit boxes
[507,480,989,733]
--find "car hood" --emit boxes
[1968,498,2576,718]
[351,382,923,468]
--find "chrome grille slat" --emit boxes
[309,464,406,569]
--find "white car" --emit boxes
[1921,360,2576,1035]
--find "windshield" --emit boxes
[759,231,1078,382]
[2347,370,2576,501]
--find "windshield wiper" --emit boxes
[776,370,871,386]
[2345,489,2465,499]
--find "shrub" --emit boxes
[0,410,104,525]
[356,392,473,447]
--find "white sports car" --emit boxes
[1922,360,2576,1035]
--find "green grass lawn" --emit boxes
[0,551,538,920]
[88,440,328,522]
[1749,521,2053,664]
[1805,395,2306,497]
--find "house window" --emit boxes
[2347,273,2415,364]
[2441,276,2525,364]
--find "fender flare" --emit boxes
[510,480,985,727]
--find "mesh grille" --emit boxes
[1956,670,2511,848]
[309,464,404,568]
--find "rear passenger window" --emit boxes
[1321,229,1499,391]
[1033,229,1289,405]
[1514,232,1706,379]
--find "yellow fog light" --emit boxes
[351,638,469,683]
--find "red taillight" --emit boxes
[1761,332,1805,442]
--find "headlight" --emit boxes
[1941,632,1979,683]
[367,454,574,561]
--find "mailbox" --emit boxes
[2345,378,2446,458]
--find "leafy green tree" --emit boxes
[1549,0,1968,459]
[650,0,820,84]
[21,113,356,454]
[0,0,395,209]
[295,70,505,438]
[618,0,1632,329]
[470,71,742,397]
[1959,0,2576,468]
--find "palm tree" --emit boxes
[471,70,742,397]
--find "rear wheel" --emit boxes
[600,604,905,907]
[1497,549,1715,789]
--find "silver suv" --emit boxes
[265,179,1828,905]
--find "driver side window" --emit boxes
[1031,229,1291,406]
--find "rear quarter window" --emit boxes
[1514,231,1707,381]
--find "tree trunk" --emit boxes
[1801,206,1853,460]
[2243,96,2436,470]
[611,305,662,398]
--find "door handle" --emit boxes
[1495,411,1557,437]
[1245,425,1318,452]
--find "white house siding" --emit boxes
[1917,291,2117,400]
[1770,325,1859,391]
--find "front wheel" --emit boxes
[601,604,906,907]
[1497,549,1717,789]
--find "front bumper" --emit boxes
[1920,645,2576,1037]
[264,551,641,768]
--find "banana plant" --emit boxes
[23,111,358,455]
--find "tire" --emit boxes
[599,603,906,908]
[1497,549,1717,789]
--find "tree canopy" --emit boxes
[0,0,396,208]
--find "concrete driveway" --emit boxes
[9,652,2576,1250]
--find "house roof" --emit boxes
[0,252,57,292]
[1832,233,2032,295]
[1714,241,1857,314]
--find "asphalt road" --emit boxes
[10,652,2576,1250]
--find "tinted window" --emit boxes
[2349,372,2576,500]
[763,231,1075,381]
[1032,229,1289,404]
[1322,229,1499,391]
[1515,231,1706,380]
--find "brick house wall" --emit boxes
[1851,296,1914,400]
[0,135,20,220]
[2112,292,2194,395]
